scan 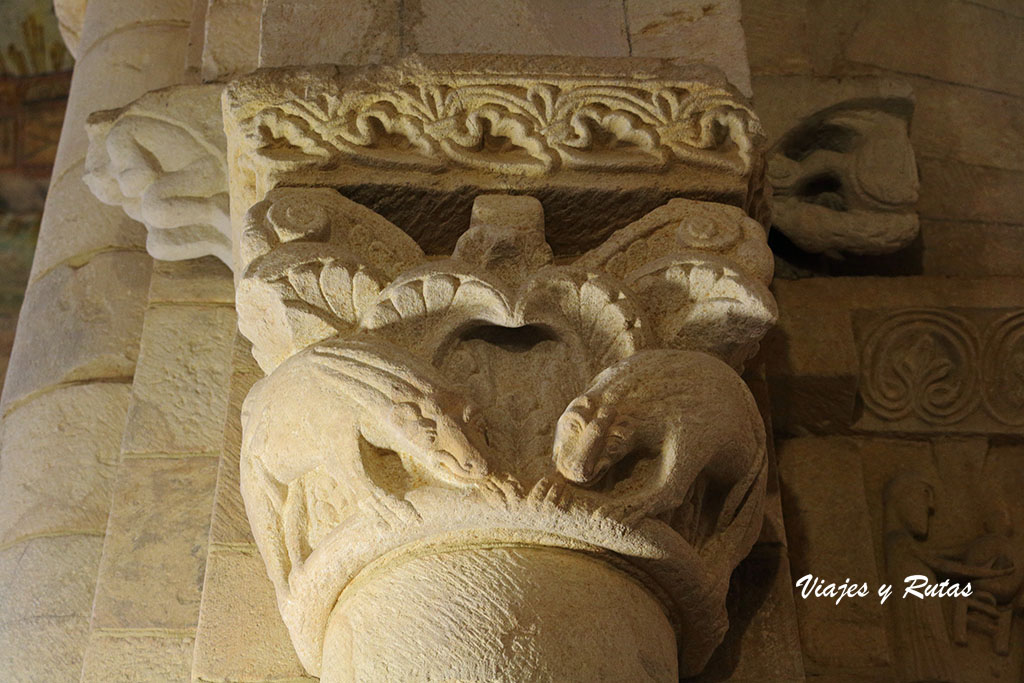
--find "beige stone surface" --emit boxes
[259,0,400,67]
[776,437,892,677]
[917,157,1024,225]
[908,77,1024,173]
[121,305,236,455]
[90,455,218,631]
[0,251,151,412]
[0,615,90,682]
[626,0,752,95]
[192,548,311,682]
[0,382,130,546]
[84,83,231,265]
[322,546,677,682]
[0,536,101,682]
[27,162,148,283]
[0,535,104,624]
[75,0,193,57]
[80,633,195,683]
[843,0,1024,97]
[148,256,234,305]
[920,220,1024,277]
[209,336,262,547]
[404,0,629,58]
[52,24,193,183]
[54,0,89,57]
[739,0,809,75]
[201,0,261,81]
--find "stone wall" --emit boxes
[744,1,1024,680]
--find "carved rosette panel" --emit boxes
[857,308,1024,432]
[222,58,775,680]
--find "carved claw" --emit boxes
[360,493,422,528]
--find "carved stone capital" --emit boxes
[222,56,775,681]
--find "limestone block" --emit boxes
[909,77,1024,173]
[0,536,104,625]
[0,616,90,683]
[52,24,192,181]
[76,0,193,57]
[694,544,806,682]
[776,437,892,677]
[844,0,1024,97]
[54,0,88,57]
[27,163,147,283]
[738,0,810,75]
[0,251,152,412]
[121,305,236,455]
[404,0,629,58]
[767,277,1024,435]
[259,0,400,67]
[625,0,752,96]
[192,548,311,682]
[80,633,194,683]
[0,382,130,546]
[917,157,1024,225]
[90,456,218,630]
[148,257,234,305]
[0,536,100,682]
[201,0,261,81]
[920,220,1024,277]
[209,336,262,547]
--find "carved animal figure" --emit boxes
[241,338,493,534]
[552,349,766,528]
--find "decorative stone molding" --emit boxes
[855,307,1024,432]
[225,55,768,266]
[754,76,919,256]
[84,84,232,266]
[224,57,775,680]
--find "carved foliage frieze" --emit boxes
[228,59,762,179]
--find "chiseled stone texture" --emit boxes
[777,437,893,679]
[626,0,751,95]
[259,0,400,67]
[209,336,262,547]
[90,456,218,631]
[0,535,102,682]
[201,0,262,81]
[920,220,1024,277]
[80,633,195,683]
[0,382,130,546]
[121,305,236,455]
[844,0,1024,98]
[0,251,151,412]
[27,162,148,283]
[147,257,235,305]
[405,0,629,58]
[193,548,313,682]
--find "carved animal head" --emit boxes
[391,394,491,485]
[553,395,637,485]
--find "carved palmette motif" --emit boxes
[236,187,775,677]
[859,308,1024,429]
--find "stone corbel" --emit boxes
[755,76,919,256]
[84,83,232,266]
[223,56,777,681]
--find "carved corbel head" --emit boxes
[756,76,919,256]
